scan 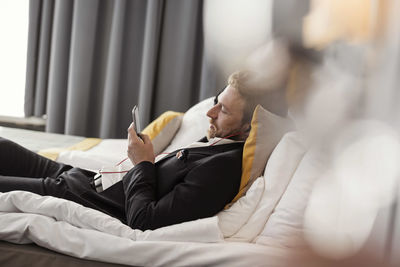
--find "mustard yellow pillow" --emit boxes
[142,111,184,155]
[231,105,292,203]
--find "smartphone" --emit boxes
[131,105,141,133]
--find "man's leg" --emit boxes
[0,137,75,196]
[0,138,125,221]
[0,175,46,194]
[0,137,71,178]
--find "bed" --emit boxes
[0,126,85,153]
[0,97,395,266]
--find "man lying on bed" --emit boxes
[0,71,288,230]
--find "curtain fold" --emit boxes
[151,0,204,120]
[99,0,147,138]
[24,0,41,117]
[33,0,54,116]
[64,0,100,136]
[99,0,127,137]
[46,0,73,133]
[137,0,165,128]
[25,0,210,138]
[25,0,53,117]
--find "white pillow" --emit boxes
[163,97,213,152]
[255,143,327,247]
[57,139,128,171]
[226,131,307,242]
[217,177,265,237]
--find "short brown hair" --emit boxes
[228,70,288,124]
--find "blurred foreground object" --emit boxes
[303,0,380,48]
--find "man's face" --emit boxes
[206,85,247,140]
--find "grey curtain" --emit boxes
[25,0,210,138]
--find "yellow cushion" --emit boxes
[142,111,184,155]
[231,105,292,203]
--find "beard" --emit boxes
[207,121,238,140]
[207,123,217,139]
[207,119,245,140]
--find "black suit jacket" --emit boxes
[80,138,243,230]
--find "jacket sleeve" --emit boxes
[122,153,241,230]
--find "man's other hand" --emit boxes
[127,123,155,165]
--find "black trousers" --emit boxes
[0,137,126,223]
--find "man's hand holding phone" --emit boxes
[131,105,141,135]
[127,106,155,165]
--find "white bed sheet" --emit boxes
[0,126,84,152]
[0,191,293,266]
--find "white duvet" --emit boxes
[0,132,308,266]
[0,191,291,266]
